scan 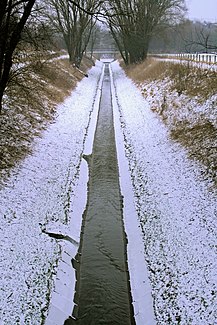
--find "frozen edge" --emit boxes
[84,63,105,155]
[45,63,105,325]
[44,159,88,325]
[110,63,156,325]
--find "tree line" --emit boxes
[150,20,217,54]
[0,0,216,113]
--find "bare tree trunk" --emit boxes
[0,0,36,113]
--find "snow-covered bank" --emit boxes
[45,63,105,325]
[139,74,217,186]
[111,61,217,325]
[110,65,156,325]
[0,56,93,184]
[0,61,103,324]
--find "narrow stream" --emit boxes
[66,63,135,324]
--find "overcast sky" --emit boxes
[185,0,217,22]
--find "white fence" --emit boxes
[153,53,217,64]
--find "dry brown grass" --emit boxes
[30,59,79,103]
[171,121,217,186]
[124,58,217,101]
[123,58,168,83]
[0,56,93,183]
[169,63,217,100]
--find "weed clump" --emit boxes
[168,62,217,100]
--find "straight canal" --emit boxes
[65,63,135,325]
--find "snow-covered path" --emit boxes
[0,59,216,325]
[111,61,217,325]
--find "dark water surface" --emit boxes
[66,64,135,325]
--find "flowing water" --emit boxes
[65,63,135,325]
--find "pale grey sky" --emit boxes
[186,0,217,22]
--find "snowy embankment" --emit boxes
[140,76,217,128]
[111,61,217,325]
[0,61,103,324]
[139,74,217,185]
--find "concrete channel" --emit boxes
[65,63,135,324]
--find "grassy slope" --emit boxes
[0,54,93,184]
[124,59,217,188]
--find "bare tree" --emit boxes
[87,24,99,59]
[0,0,37,113]
[169,20,217,53]
[46,0,101,67]
[105,0,185,65]
[192,22,217,53]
